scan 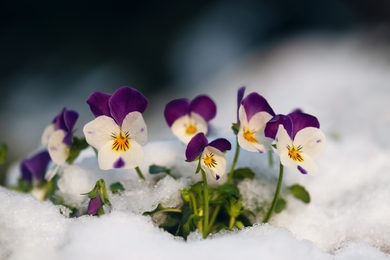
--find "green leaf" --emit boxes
[226,196,242,218]
[149,164,169,174]
[274,198,287,213]
[110,182,125,194]
[217,184,239,197]
[143,203,182,216]
[289,184,311,204]
[231,123,240,135]
[67,137,89,164]
[232,168,255,180]
[182,213,201,240]
[0,143,7,164]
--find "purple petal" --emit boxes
[164,98,190,127]
[88,192,103,215]
[265,114,293,140]
[20,161,33,183]
[185,132,208,161]
[288,109,320,139]
[242,93,275,122]
[109,86,148,126]
[189,95,216,122]
[297,165,308,174]
[113,157,125,168]
[54,108,67,131]
[62,110,79,146]
[86,91,112,118]
[208,138,231,153]
[23,150,51,182]
[237,86,246,124]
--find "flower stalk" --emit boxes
[200,168,210,238]
[263,163,284,223]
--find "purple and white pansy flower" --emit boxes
[265,110,326,175]
[83,86,148,170]
[41,107,79,165]
[237,92,275,153]
[185,132,231,180]
[164,95,216,144]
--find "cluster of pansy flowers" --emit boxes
[12,85,326,237]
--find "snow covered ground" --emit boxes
[2,30,390,260]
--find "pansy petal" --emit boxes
[185,132,208,161]
[189,95,216,122]
[121,112,148,146]
[41,123,56,146]
[62,110,79,146]
[265,114,293,140]
[275,125,293,157]
[236,86,246,124]
[83,116,120,150]
[171,113,208,144]
[238,105,248,126]
[164,98,190,127]
[294,127,326,158]
[24,150,51,182]
[86,91,111,118]
[201,146,226,180]
[109,87,148,126]
[288,109,320,139]
[88,192,103,215]
[237,129,268,153]
[242,93,275,122]
[20,162,33,183]
[97,140,143,169]
[296,155,319,176]
[48,130,69,165]
[208,138,231,153]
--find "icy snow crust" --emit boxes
[2,32,390,259]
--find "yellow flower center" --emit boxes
[203,152,217,168]
[186,124,197,135]
[112,131,130,152]
[287,145,304,162]
[243,127,257,143]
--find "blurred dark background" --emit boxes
[1,0,390,184]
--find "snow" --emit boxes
[2,31,390,259]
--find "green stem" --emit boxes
[135,166,146,181]
[263,163,284,223]
[209,204,220,231]
[226,138,240,184]
[201,168,209,238]
[268,150,273,167]
[229,216,236,230]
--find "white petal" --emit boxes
[83,116,120,150]
[97,139,144,170]
[294,127,326,158]
[296,154,319,176]
[171,113,208,144]
[41,123,56,146]
[200,146,226,180]
[275,124,293,156]
[237,127,265,153]
[48,130,69,165]
[248,111,273,131]
[121,112,148,146]
[238,105,248,125]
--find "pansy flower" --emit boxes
[265,110,326,175]
[41,108,79,165]
[164,95,216,144]
[20,150,51,184]
[185,132,231,180]
[83,86,148,170]
[237,92,275,153]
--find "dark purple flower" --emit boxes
[20,150,51,183]
[237,92,275,153]
[185,133,231,180]
[164,95,216,144]
[84,87,148,170]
